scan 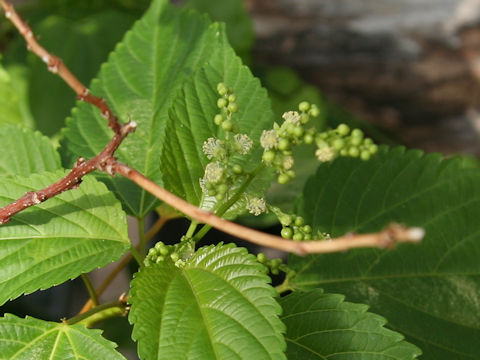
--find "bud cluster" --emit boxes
[145,238,194,268]
[261,102,320,184]
[200,84,254,202]
[256,253,286,275]
[315,124,378,162]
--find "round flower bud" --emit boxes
[281,227,293,239]
[349,136,362,146]
[228,94,236,102]
[293,126,304,138]
[278,138,290,151]
[217,83,228,95]
[298,101,310,112]
[348,147,359,157]
[214,114,224,125]
[170,253,179,262]
[262,150,276,163]
[309,105,320,117]
[217,183,228,194]
[351,129,364,139]
[304,133,314,144]
[227,102,238,113]
[336,123,350,136]
[369,144,378,154]
[216,193,225,200]
[332,138,345,151]
[278,173,290,184]
[360,150,371,161]
[221,119,233,131]
[257,253,267,263]
[294,216,305,226]
[232,164,243,174]
[217,98,228,108]
[293,233,304,241]
[302,225,312,233]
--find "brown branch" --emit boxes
[112,162,424,256]
[0,0,120,133]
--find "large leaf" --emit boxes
[161,43,275,218]
[289,147,480,359]
[61,0,227,217]
[0,171,129,305]
[0,124,60,177]
[0,63,33,128]
[280,289,421,359]
[129,243,286,360]
[0,314,126,359]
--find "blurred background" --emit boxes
[1,0,480,358]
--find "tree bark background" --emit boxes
[247,0,480,155]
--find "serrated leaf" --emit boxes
[289,146,480,359]
[280,289,421,359]
[0,314,126,359]
[0,124,61,177]
[0,171,129,305]
[162,42,275,219]
[61,0,227,217]
[0,63,32,128]
[129,243,286,360]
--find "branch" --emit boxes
[0,0,121,133]
[112,162,424,256]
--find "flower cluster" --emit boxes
[144,239,194,268]
[246,197,267,216]
[269,206,317,241]
[260,102,320,184]
[256,253,286,275]
[199,84,256,201]
[214,82,239,133]
[315,124,378,162]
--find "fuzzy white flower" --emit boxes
[260,129,278,150]
[246,197,267,216]
[282,111,301,125]
[234,134,253,155]
[204,162,224,183]
[202,137,224,160]
[282,156,294,170]
[315,146,335,162]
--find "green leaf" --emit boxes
[0,171,129,305]
[0,63,33,128]
[280,289,421,359]
[0,314,126,359]
[290,147,480,359]
[0,124,61,177]
[129,243,286,360]
[61,0,228,217]
[161,43,275,219]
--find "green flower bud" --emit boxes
[262,150,276,163]
[303,234,312,241]
[360,150,371,161]
[278,173,290,184]
[286,170,296,179]
[232,164,243,174]
[304,133,314,144]
[300,113,310,124]
[278,138,290,151]
[279,214,293,226]
[257,253,267,263]
[302,225,312,233]
[294,216,305,226]
[293,126,304,138]
[348,147,360,157]
[216,193,225,200]
[214,114,224,125]
[170,253,179,262]
[349,136,362,146]
[281,227,293,238]
[309,105,320,117]
[298,101,310,112]
[217,82,228,95]
[227,102,238,113]
[293,233,304,241]
[217,98,228,108]
[155,256,164,264]
[228,94,236,102]
[207,189,216,196]
[217,183,228,194]
[369,144,378,154]
[351,129,364,139]
[364,138,373,146]
[332,138,345,151]
[337,123,350,136]
[340,148,348,156]
[221,119,233,131]
[160,247,169,256]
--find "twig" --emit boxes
[80,274,98,307]
[0,0,121,133]
[112,162,425,256]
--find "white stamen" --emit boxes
[407,227,425,242]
